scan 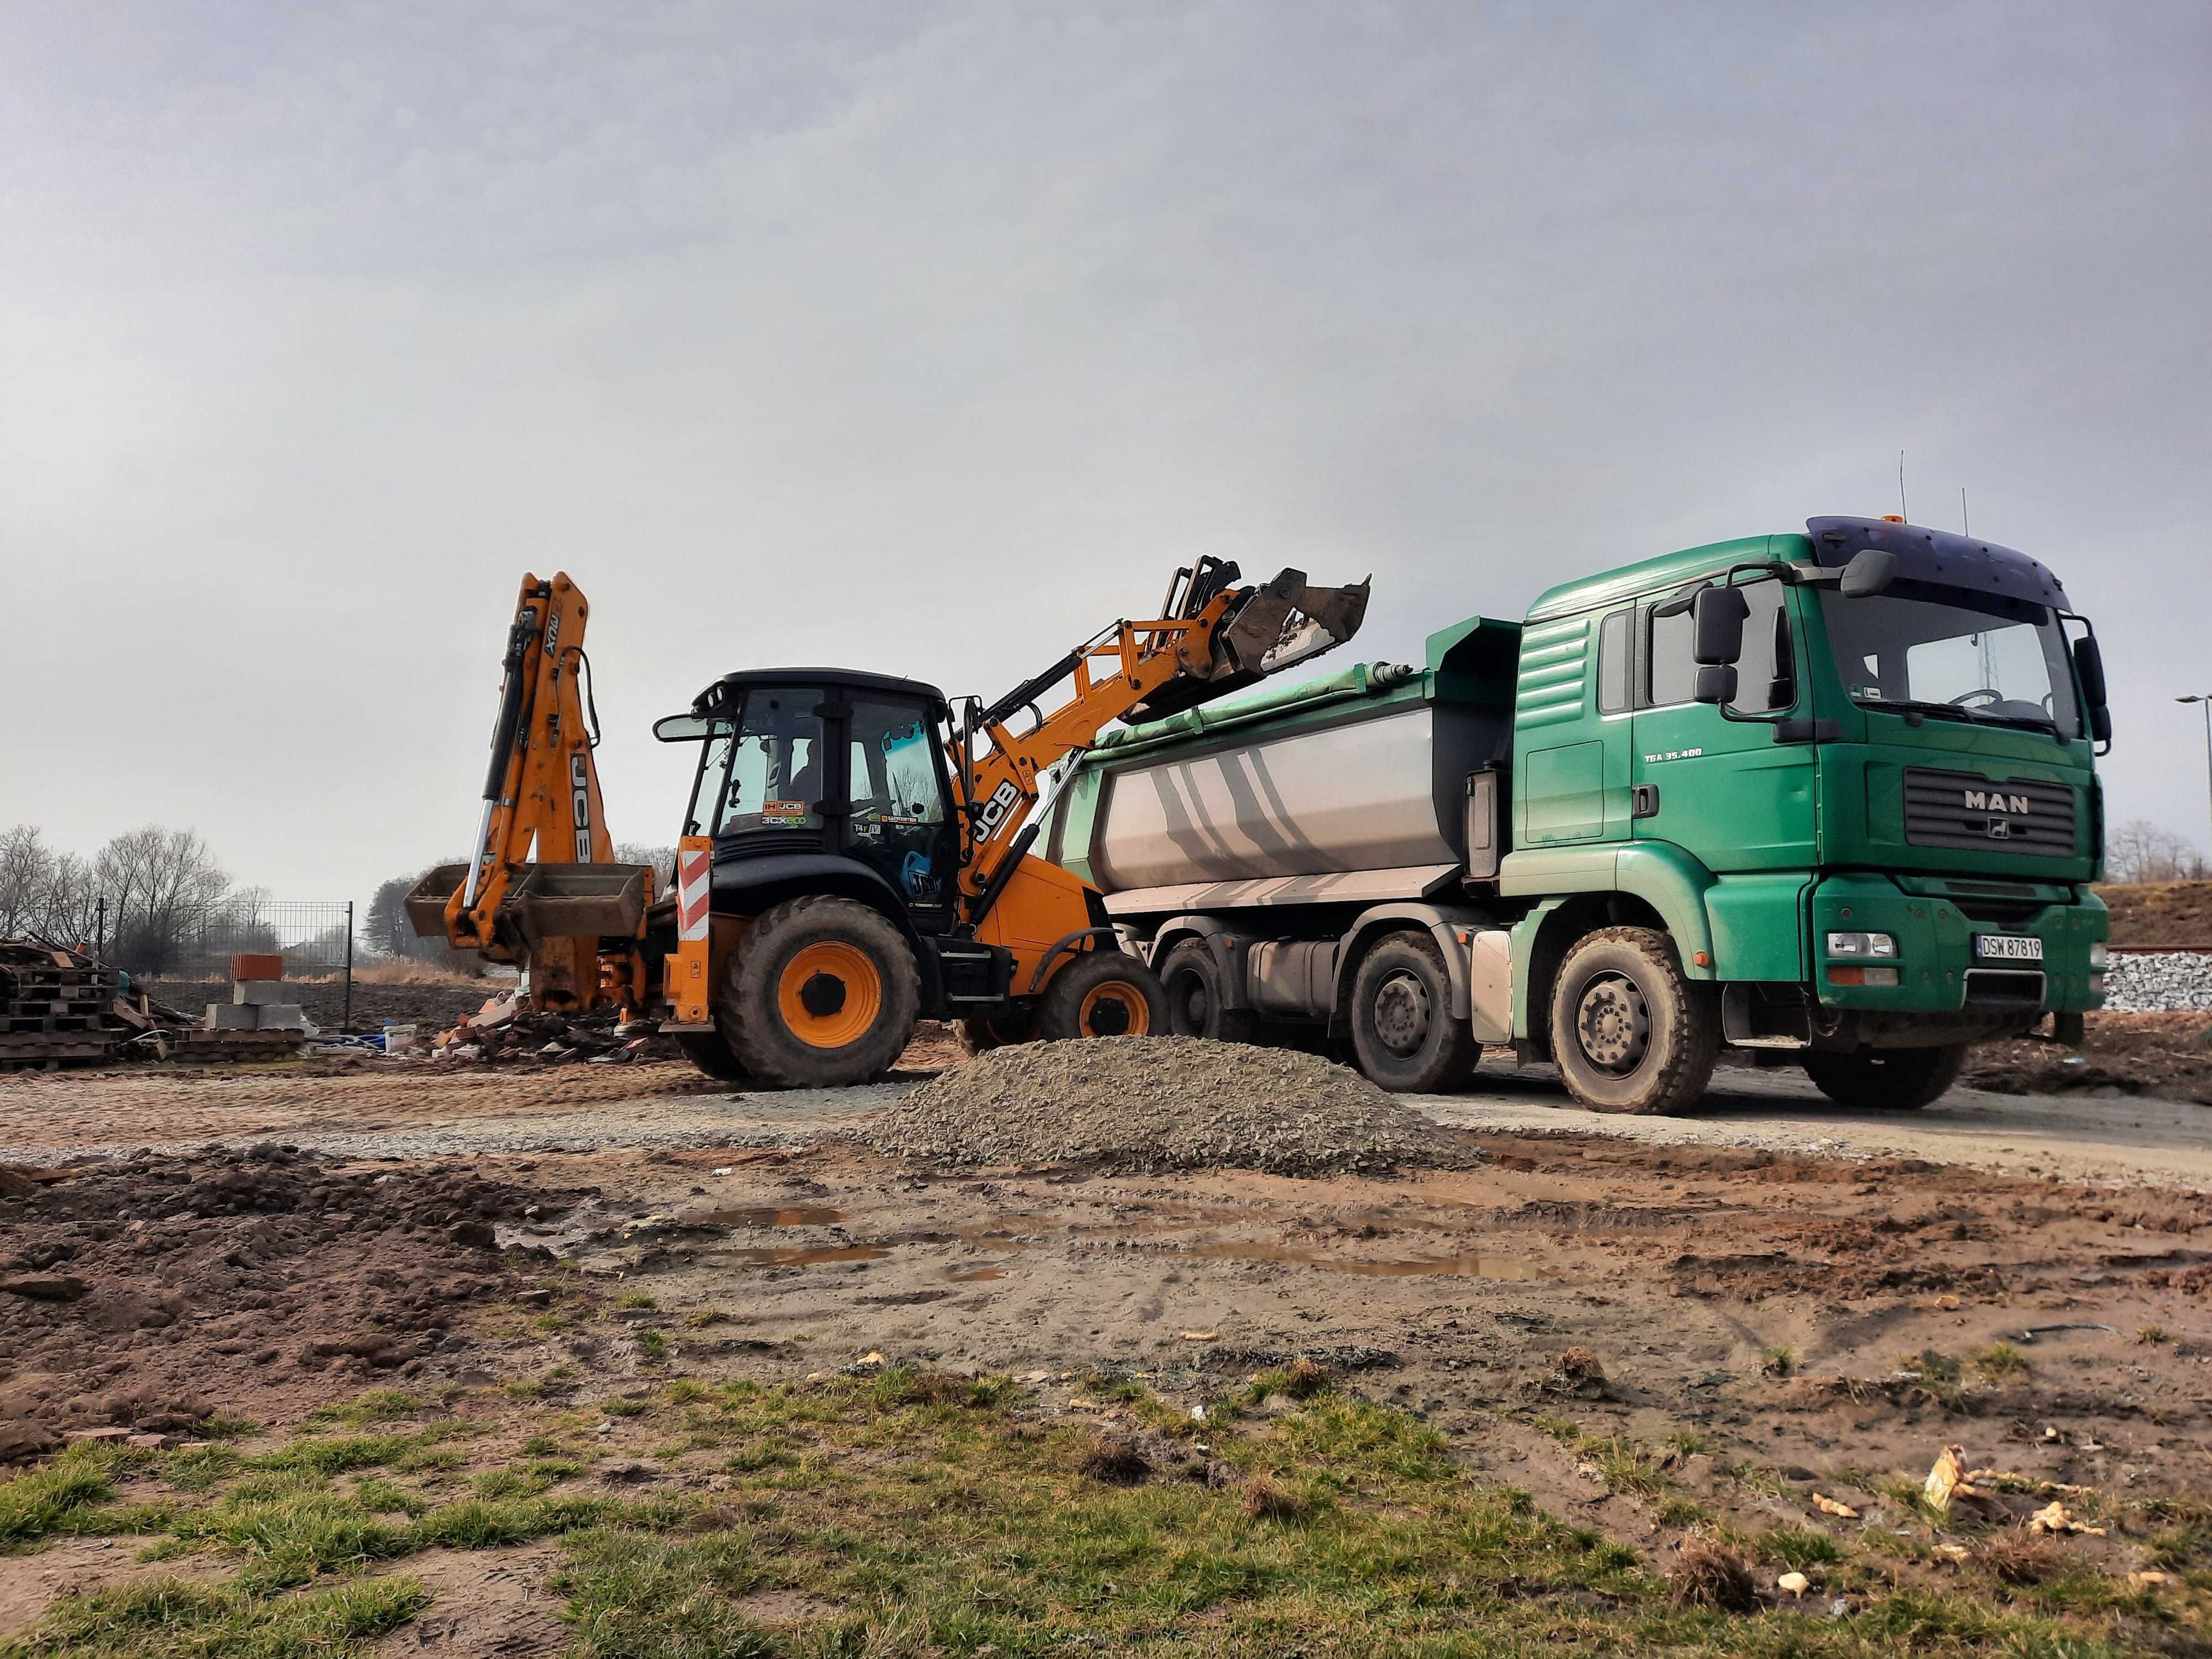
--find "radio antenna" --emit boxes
[1960,487,1970,538]
[1897,450,1907,522]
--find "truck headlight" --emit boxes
[1825,931,1897,958]
[2089,941,2109,970]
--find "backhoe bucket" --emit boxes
[405,864,470,940]
[1131,568,1370,723]
[498,863,653,950]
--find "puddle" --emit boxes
[1190,1242,1563,1280]
[945,1266,1005,1282]
[694,1206,849,1229]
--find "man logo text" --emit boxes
[1963,790,2030,815]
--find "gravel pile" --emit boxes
[2103,952,2212,1013]
[864,1036,1473,1176]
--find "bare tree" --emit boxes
[0,825,50,936]
[96,826,231,973]
[2106,819,2211,883]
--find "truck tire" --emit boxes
[1800,1044,1967,1111]
[718,895,919,1089]
[1349,932,1480,1093]
[1548,926,1717,1115]
[675,1031,748,1083]
[1038,951,1166,1040]
[1159,940,1256,1044]
[955,1012,1037,1056]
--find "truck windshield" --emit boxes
[1818,587,2079,738]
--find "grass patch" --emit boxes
[1970,1342,2030,1382]
[617,1292,658,1311]
[599,1396,650,1418]
[0,1572,429,1658]
[0,1449,122,1546]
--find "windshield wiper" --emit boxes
[1855,697,2059,735]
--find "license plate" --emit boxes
[1975,933,2044,962]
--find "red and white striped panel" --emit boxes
[676,843,712,941]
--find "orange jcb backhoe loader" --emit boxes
[410,560,1367,1087]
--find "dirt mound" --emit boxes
[1968,1011,2212,1104]
[0,1145,588,1453]
[863,1036,1473,1175]
[2096,881,2212,949]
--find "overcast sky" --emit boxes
[4,2,2209,907]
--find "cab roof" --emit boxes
[1524,518,2069,622]
[688,667,949,713]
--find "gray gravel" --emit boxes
[2102,952,2212,1012]
[864,1035,1474,1175]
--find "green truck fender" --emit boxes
[1500,843,1720,1041]
[1328,903,1499,1036]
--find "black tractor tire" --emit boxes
[1037,950,1167,1041]
[954,1011,1038,1057]
[1547,926,1718,1115]
[1349,932,1481,1093]
[674,1030,748,1083]
[1800,1044,1968,1111]
[1159,940,1257,1044]
[718,895,920,1089]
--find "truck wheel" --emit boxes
[675,1031,748,1083]
[719,896,919,1088]
[1548,926,1717,1114]
[1801,1044,1967,1111]
[955,1012,1037,1056]
[1350,933,1479,1093]
[1159,941,1256,1044]
[1038,951,1166,1040]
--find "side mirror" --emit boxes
[1839,547,1898,598]
[1692,664,1739,706]
[1692,585,1750,665]
[2072,635,2108,708]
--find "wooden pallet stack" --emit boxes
[0,941,119,1071]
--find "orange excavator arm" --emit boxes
[952,561,1369,919]
[406,572,650,1010]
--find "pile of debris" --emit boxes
[0,941,119,1070]
[866,1035,1478,1176]
[425,989,676,1066]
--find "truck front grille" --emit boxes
[1903,768,2077,857]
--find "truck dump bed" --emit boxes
[1052,618,1521,918]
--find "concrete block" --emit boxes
[231,952,284,983]
[254,1004,309,1031]
[233,980,290,1005]
[205,1004,258,1031]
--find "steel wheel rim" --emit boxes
[1574,971,1649,1073]
[1167,968,1211,1034]
[1372,969,1431,1056]
[777,941,881,1049]
[1078,979,1150,1038]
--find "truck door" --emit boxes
[1629,578,1815,873]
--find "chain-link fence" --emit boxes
[102,899,357,1027]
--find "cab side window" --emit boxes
[1641,582,1794,714]
[1597,610,1631,713]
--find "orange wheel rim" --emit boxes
[1077,979,1151,1038]
[777,942,881,1049]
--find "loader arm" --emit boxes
[954,562,1368,916]
[408,572,650,1010]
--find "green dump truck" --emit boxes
[1048,515,2114,1113]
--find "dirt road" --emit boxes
[4,1052,2206,1187]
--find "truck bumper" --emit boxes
[1806,874,2107,1037]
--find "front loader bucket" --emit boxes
[405,864,470,939]
[1130,569,1371,723]
[498,863,653,950]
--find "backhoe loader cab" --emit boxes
[648,666,1159,1087]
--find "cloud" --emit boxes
[2,0,2208,898]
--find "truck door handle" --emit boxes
[1631,784,1661,819]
